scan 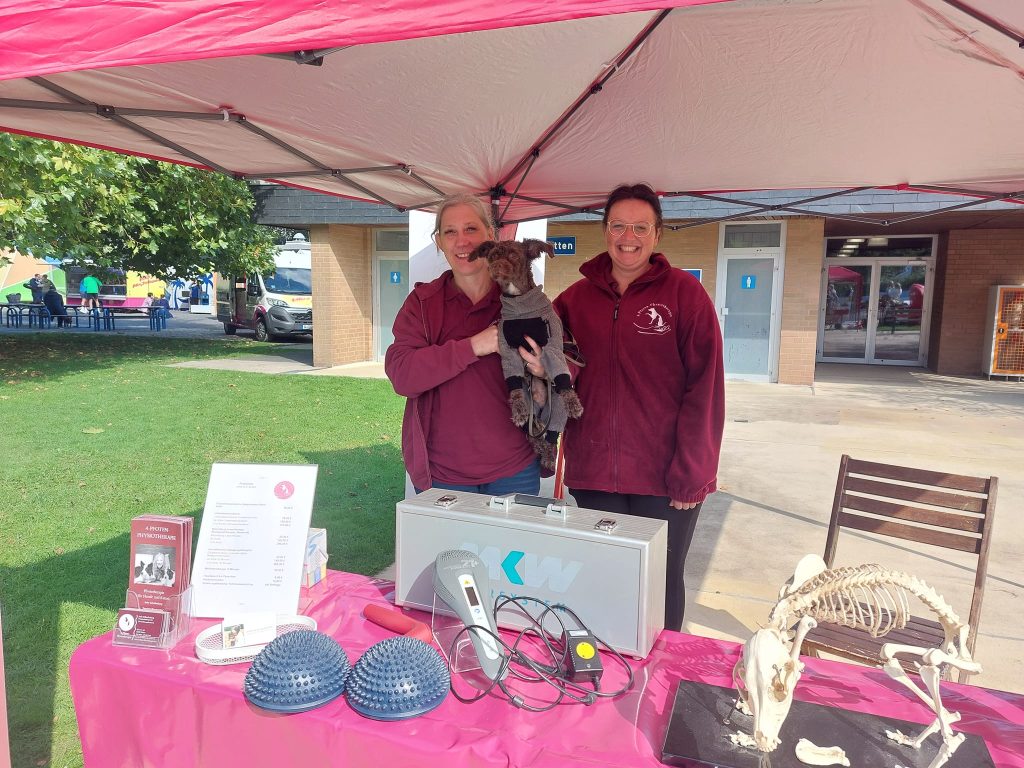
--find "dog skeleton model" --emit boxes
[468,239,582,470]
[732,555,981,768]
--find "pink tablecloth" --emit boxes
[70,571,1024,768]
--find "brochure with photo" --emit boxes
[128,514,193,620]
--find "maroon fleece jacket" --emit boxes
[384,272,534,490]
[553,252,725,503]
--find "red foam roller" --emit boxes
[362,604,433,644]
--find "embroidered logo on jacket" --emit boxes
[634,303,673,335]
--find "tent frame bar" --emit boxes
[8,78,441,207]
[495,8,673,194]
[942,0,1024,47]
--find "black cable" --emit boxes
[442,595,634,710]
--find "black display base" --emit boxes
[661,680,994,768]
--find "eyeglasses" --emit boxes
[607,221,655,238]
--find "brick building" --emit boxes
[253,184,1024,383]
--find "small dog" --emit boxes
[468,239,582,470]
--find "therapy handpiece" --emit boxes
[432,549,506,681]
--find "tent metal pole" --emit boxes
[498,151,538,224]
[235,119,331,170]
[506,193,596,215]
[241,167,407,179]
[941,0,1024,47]
[496,8,673,191]
[0,97,239,121]
[29,77,234,174]
[881,191,1024,224]
[403,167,444,197]
[237,118,426,206]
[662,187,874,229]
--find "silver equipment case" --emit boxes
[395,489,667,658]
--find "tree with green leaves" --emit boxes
[0,133,277,279]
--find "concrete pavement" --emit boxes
[695,366,1024,692]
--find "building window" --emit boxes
[375,230,409,252]
[723,223,782,249]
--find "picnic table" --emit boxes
[2,303,166,331]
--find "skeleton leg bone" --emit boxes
[881,644,969,768]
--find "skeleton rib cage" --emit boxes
[769,564,965,652]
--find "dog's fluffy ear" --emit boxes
[468,240,499,262]
[522,239,554,262]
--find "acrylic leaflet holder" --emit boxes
[431,592,484,675]
[113,586,193,650]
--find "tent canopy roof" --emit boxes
[3,0,1024,223]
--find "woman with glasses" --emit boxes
[552,183,725,631]
[385,193,541,496]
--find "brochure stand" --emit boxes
[298,577,327,615]
[431,593,483,674]
[113,586,193,649]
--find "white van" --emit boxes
[216,247,313,341]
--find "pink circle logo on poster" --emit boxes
[274,481,295,499]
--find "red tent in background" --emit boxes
[909,282,925,311]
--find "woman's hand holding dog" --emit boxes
[470,324,499,357]
[518,335,546,378]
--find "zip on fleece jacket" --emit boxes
[553,252,725,503]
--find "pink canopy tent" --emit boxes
[2,0,1024,222]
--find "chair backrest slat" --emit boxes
[843,475,986,513]
[836,511,982,554]
[841,492,984,534]
[846,457,990,494]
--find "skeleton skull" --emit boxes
[732,615,817,753]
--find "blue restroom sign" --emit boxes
[740,275,757,290]
[390,271,402,285]
[546,236,577,256]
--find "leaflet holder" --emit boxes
[430,592,485,675]
[113,585,193,650]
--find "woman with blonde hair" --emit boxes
[385,193,541,494]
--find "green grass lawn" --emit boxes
[0,333,406,768]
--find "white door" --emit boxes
[716,223,785,382]
[373,229,410,360]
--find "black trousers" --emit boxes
[569,489,701,632]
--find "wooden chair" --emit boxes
[801,454,997,683]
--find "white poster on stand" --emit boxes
[191,463,318,618]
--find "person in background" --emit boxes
[43,285,71,327]
[23,274,43,304]
[385,192,541,496]
[153,293,172,320]
[141,292,155,315]
[552,183,725,632]
[80,272,102,310]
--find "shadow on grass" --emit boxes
[0,333,301,389]
[2,532,129,768]
[1,445,404,768]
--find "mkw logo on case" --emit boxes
[461,544,582,593]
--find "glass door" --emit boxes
[819,257,931,365]
[821,263,871,360]
[872,263,928,363]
